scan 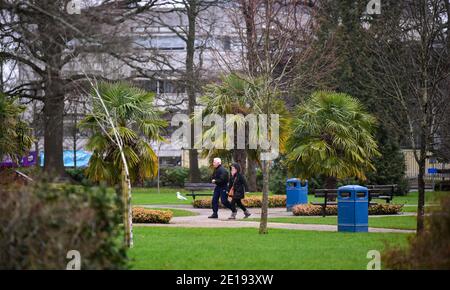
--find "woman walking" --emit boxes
[227,163,251,220]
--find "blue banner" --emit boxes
[39,150,92,167]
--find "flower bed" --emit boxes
[292,203,404,216]
[192,195,286,208]
[132,207,173,223]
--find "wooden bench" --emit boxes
[311,189,338,217]
[184,182,216,200]
[366,184,397,204]
[311,184,398,217]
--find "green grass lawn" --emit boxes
[401,205,440,213]
[131,187,194,205]
[245,215,417,230]
[128,227,410,270]
[147,207,198,217]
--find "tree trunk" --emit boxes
[416,148,426,235]
[34,141,40,168]
[233,149,247,175]
[186,0,201,182]
[325,176,337,201]
[325,176,337,189]
[73,104,77,169]
[241,0,257,76]
[241,1,258,192]
[247,158,257,192]
[259,160,270,234]
[43,77,65,179]
[121,166,133,247]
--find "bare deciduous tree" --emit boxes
[0,0,157,178]
[369,0,450,234]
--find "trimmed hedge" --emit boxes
[192,195,286,208]
[292,203,404,216]
[132,207,172,223]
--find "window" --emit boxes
[133,36,185,50]
[223,36,231,51]
[158,80,185,94]
[156,36,185,50]
[133,79,185,94]
[133,37,153,49]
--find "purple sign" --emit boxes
[0,151,37,168]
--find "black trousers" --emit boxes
[231,198,247,213]
[212,186,233,214]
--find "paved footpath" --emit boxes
[135,205,416,234]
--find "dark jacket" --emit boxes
[228,172,249,199]
[212,165,229,187]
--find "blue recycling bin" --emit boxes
[286,178,308,211]
[337,185,368,232]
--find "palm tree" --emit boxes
[199,73,255,173]
[80,82,166,247]
[286,91,380,189]
[0,93,32,162]
[81,82,166,184]
[199,73,290,178]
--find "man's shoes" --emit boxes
[208,214,218,219]
[228,211,237,220]
[244,210,251,218]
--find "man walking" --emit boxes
[209,157,233,218]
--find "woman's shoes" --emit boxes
[227,211,251,219]
[228,211,237,220]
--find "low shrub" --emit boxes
[0,183,127,270]
[145,166,189,187]
[266,195,286,207]
[164,167,189,187]
[192,199,216,208]
[192,195,286,208]
[269,156,288,195]
[292,203,403,216]
[65,167,87,183]
[434,180,450,191]
[0,168,29,186]
[368,204,403,215]
[292,204,337,216]
[384,197,450,269]
[132,207,172,224]
[199,166,213,183]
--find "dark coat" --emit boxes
[228,172,249,199]
[211,165,229,187]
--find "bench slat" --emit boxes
[184,183,215,190]
[186,193,213,196]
